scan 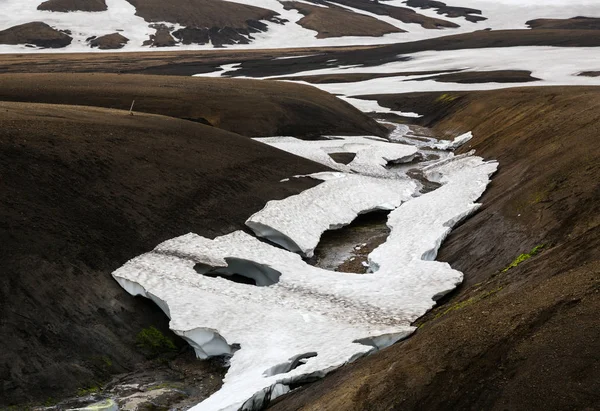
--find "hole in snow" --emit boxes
[406,168,442,194]
[194,257,281,286]
[263,352,318,377]
[328,152,356,165]
[309,210,390,273]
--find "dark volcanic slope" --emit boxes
[125,0,280,46]
[0,101,328,407]
[0,73,388,138]
[282,1,404,38]
[89,33,129,49]
[527,16,600,30]
[37,0,107,12]
[312,0,459,29]
[126,0,277,29]
[269,87,600,411]
[413,70,540,84]
[0,22,72,48]
[405,0,486,23]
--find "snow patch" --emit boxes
[246,173,416,257]
[254,135,418,177]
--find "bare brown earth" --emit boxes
[269,87,600,411]
[123,0,281,46]
[0,101,328,407]
[0,73,388,138]
[412,70,540,83]
[281,1,403,38]
[89,33,129,49]
[277,69,463,84]
[0,22,72,48]
[125,0,277,31]
[405,0,487,23]
[0,29,598,77]
[143,25,177,47]
[37,0,107,12]
[527,16,600,30]
[309,0,459,29]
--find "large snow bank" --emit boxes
[113,150,497,411]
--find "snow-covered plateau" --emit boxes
[112,125,498,410]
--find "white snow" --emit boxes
[253,135,418,177]
[434,131,473,150]
[113,150,496,411]
[246,172,416,257]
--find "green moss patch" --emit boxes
[136,326,177,357]
[502,244,545,272]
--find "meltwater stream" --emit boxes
[111,124,497,411]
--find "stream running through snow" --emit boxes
[110,122,497,411]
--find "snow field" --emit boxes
[113,128,497,409]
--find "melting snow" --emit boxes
[253,135,418,177]
[113,132,497,409]
[246,172,416,257]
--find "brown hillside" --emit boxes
[37,0,107,12]
[0,101,327,406]
[309,0,459,29]
[282,1,404,38]
[0,73,388,138]
[527,16,600,30]
[89,33,129,49]
[0,22,72,48]
[269,87,600,411]
[125,0,277,30]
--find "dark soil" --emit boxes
[0,22,72,48]
[527,16,600,30]
[268,86,600,411]
[281,1,403,38]
[143,25,177,47]
[412,70,540,84]
[37,0,107,12]
[0,101,328,407]
[125,0,278,30]
[404,0,487,23]
[172,25,262,47]
[0,73,388,138]
[579,71,600,77]
[89,33,129,49]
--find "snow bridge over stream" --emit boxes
[112,125,497,411]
